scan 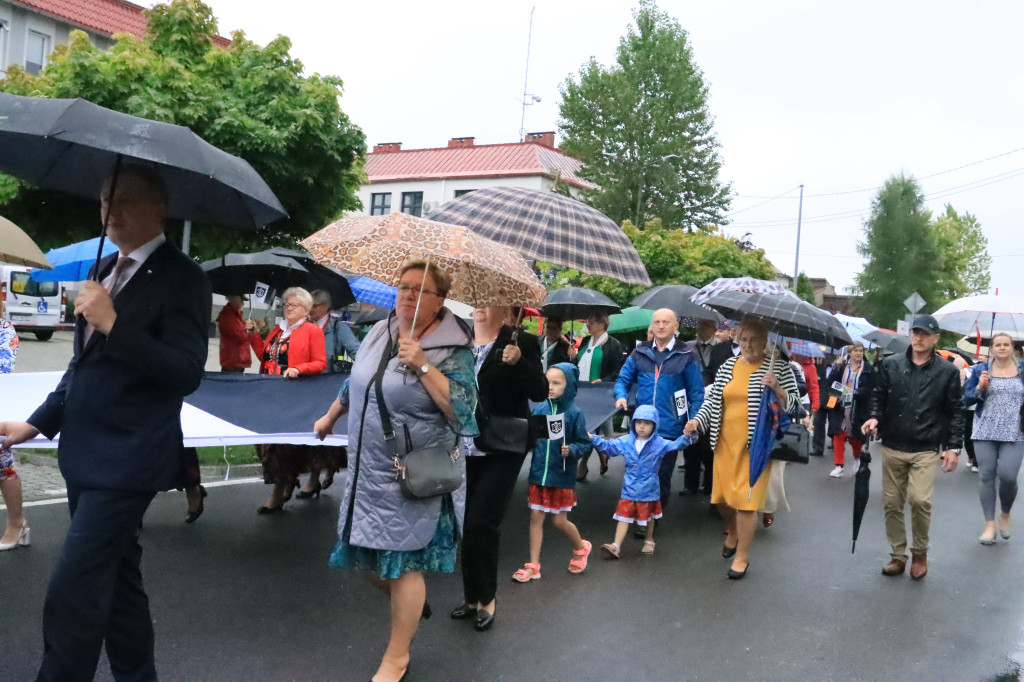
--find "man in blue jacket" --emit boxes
[614,308,705,513]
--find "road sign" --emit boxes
[904,292,926,314]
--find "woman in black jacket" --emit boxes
[570,312,627,480]
[825,342,875,478]
[450,307,547,631]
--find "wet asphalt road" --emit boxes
[4,334,1024,680]
[3,444,1024,682]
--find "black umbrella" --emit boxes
[630,284,723,324]
[700,290,853,348]
[852,448,872,553]
[268,247,355,307]
[201,249,354,307]
[0,93,287,230]
[350,307,390,325]
[864,329,910,354]
[541,287,622,321]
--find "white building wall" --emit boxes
[356,174,553,216]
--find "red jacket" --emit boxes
[217,305,252,370]
[799,355,820,411]
[248,321,327,376]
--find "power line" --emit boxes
[733,144,1024,200]
[725,185,801,217]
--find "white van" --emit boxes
[1,265,66,341]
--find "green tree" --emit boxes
[542,219,776,306]
[795,272,815,304]
[0,0,365,259]
[932,204,991,300]
[557,0,730,231]
[854,174,941,328]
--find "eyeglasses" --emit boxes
[282,302,305,310]
[396,283,441,297]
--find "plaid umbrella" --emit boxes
[630,284,723,324]
[348,276,397,308]
[701,290,852,348]
[299,212,547,307]
[427,186,651,286]
[690,277,798,306]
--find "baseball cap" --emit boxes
[910,314,940,334]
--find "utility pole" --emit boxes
[518,4,537,142]
[792,184,804,294]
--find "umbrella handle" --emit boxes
[94,155,123,281]
[410,256,429,341]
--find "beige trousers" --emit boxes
[881,445,941,561]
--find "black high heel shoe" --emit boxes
[185,485,207,524]
[322,472,335,490]
[256,503,285,515]
[727,562,749,580]
[296,480,322,500]
[722,543,737,559]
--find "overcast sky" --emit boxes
[202,0,1024,302]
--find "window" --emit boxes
[0,19,9,73]
[10,272,58,297]
[453,189,475,198]
[401,191,423,217]
[369,192,391,216]
[25,30,49,75]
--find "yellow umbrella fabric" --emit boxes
[0,215,52,269]
[300,212,547,308]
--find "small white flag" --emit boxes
[252,281,270,303]
[546,414,565,440]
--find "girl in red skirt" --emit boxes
[591,405,694,557]
[513,363,593,582]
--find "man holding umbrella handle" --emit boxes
[1,166,212,681]
[860,315,963,581]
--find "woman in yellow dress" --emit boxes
[685,318,800,579]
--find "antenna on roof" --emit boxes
[519,3,538,142]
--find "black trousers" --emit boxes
[37,488,157,682]
[811,408,827,454]
[657,448,681,509]
[461,452,527,606]
[682,437,713,493]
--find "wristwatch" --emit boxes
[418,363,430,377]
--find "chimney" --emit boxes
[448,136,475,149]
[372,142,402,153]
[525,131,556,148]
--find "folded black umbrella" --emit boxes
[630,284,723,324]
[852,448,872,553]
[701,290,852,348]
[541,287,621,320]
[0,93,287,230]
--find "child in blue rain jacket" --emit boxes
[512,363,593,583]
[591,404,695,557]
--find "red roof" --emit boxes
[366,143,597,190]
[11,0,231,46]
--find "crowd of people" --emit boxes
[0,166,1017,682]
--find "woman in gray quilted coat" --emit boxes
[314,260,477,682]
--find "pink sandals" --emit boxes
[568,540,592,574]
[512,563,541,583]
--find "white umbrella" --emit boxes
[931,294,1024,337]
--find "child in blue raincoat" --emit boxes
[512,363,593,583]
[591,404,695,557]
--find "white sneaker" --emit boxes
[829,466,844,478]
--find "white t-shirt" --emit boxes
[635,436,650,454]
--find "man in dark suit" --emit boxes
[1,166,211,682]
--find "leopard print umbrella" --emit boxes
[300,212,547,307]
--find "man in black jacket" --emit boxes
[1,166,211,681]
[862,315,963,581]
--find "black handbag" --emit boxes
[474,413,531,455]
[771,424,810,464]
[373,342,462,500]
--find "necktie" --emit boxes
[83,256,134,344]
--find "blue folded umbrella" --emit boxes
[348,276,396,308]
[30,237,118,282]
[749,386,792,494]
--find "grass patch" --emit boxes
[196,445,258,466]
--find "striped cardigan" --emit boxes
[692,355,801,451]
